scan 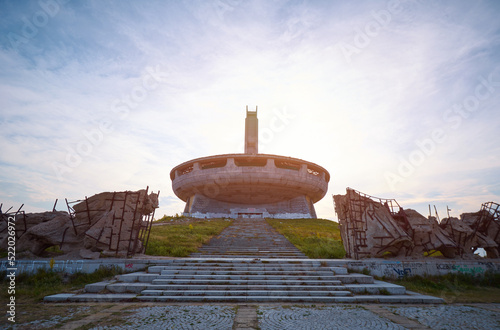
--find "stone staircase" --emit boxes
[44,218,444,303]
[190,218,307,258]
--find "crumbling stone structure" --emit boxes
[441,202,500,258]
[171,108,330,219]
[0,188,159,259]
[334,188,499,259]
[333,188,413,258]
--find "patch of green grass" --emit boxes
[266,218,345,259]
[387,272,500,303]
[0,265,122,304]
[145,219,233,257]
[155,214,187,222]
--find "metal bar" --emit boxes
[85,197,91,225]
[115,191,128,255]
[66,198,78,236]
[126,191,140,256]
[60,227,69,249]
[129,187,148,256]
[52,199,58,212]
[109,225,114,251]
[109,191,116,211]
[15,204,24,214]
[434,205,440,223]
[143,192,158,253]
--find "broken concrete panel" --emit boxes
[1,188,158,259]
[333,189,413,259]
[403,209,458,258]
[464,202,500,258]
[440,216,498,258]
[16,213,74,255]
[79,248,101,259]
[334,188,500,260]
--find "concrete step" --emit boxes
[156,274,342,281]
[192,253,306,257]
[153,257,320,263]
[333,274,374,284]
[190,255,306,258]
[194,248,303,251]
[147,260,347,266]
[194,251,306,253]
[159,270,335,276]
[152,279,344,286]
[134,295,444,303]
[44,292,444,304]
[117,272,366,284]
[141,290,353,297]
[86,282,352,294]
[344,281,406,295]
[155,265,330,270]
[117,273,159,283]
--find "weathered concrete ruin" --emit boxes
[0,188,159,259]
[333,188,500,259]
[170,108,330,219]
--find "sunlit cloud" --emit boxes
[0,0,499,220]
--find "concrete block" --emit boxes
[43,293,75,302]
[68,293,137,302]
[84,281,112,293]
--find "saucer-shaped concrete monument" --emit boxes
[170,108,330,218]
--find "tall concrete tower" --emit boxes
[170,107,330,219]
[245,106,258,154]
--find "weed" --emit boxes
[379,289,391,295]
[361,268,371,276]
[387,272,500,303]
[0,265,122,304]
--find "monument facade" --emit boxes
[170,108,330,219]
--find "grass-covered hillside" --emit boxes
[146,217,344,259]
[145,218,233,257]
[266,218,345,259]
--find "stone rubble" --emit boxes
[0,188,158,259]
[333,188,499,259]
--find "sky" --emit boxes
[1,0,500,221]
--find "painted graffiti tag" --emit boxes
[393,267,412,278]
[0,260,84,274]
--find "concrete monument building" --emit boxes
[170,108,330,218]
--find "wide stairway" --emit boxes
[45,218,443,303]
[191,218,307,258]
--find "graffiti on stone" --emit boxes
[0,260,84,274]
[393,267,412,278]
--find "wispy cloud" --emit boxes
[0,0,499,219]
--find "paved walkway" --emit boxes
[13,219,499,329]
[5,303,499,329]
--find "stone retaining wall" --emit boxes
[3,258,499,279]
